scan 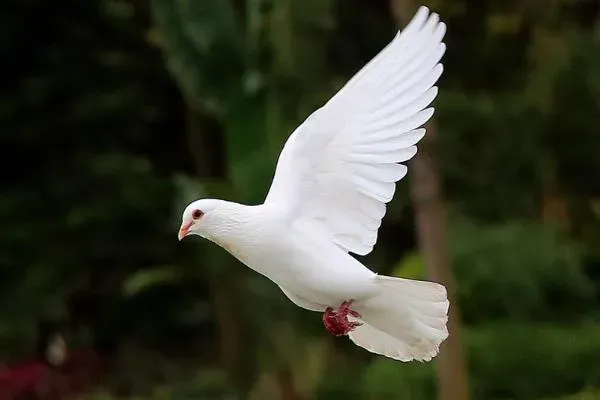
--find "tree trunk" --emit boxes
[410,121,470,400]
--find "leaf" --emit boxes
[590,199,600,219]
[487,13,523,35]
[151,0,245,114]
[391,252,426,280]
[122,266,184,296]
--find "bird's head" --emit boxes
[178,198,231,241]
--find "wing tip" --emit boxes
[416,5,430,16]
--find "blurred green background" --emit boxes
[1,0,599,399]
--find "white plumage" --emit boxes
[179,6,449,362]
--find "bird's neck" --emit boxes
[202,202,269,248]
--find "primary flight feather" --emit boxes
[178,6,449,362]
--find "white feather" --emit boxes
[348,276,449,362]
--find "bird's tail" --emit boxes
[349,275,449,362]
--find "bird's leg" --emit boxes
[322,300,363,336]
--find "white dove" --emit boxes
[178,6,449,362]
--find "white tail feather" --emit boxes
[349,275,449,362]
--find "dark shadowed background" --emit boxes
[1,0,599,399]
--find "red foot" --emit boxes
[322,300,362,336]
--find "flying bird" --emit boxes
[178,6,449,362]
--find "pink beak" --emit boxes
[178,220,194,241]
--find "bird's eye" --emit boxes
[192,209,204,220]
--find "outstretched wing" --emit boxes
[265,6,446,256]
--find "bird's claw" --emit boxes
[322,300,362,336]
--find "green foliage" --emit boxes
[362,357,435,400]
[122,266,185,296]
[358,323,600,400]
[83,368,234,400]
[151,0,245,114]
[449,216,595,324]
[436,91,544,220]
[546,390,600,400]
[547,37,600,197]
[392,252,427,280]
[468,323,600,399]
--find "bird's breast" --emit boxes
[212,219,377,305]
